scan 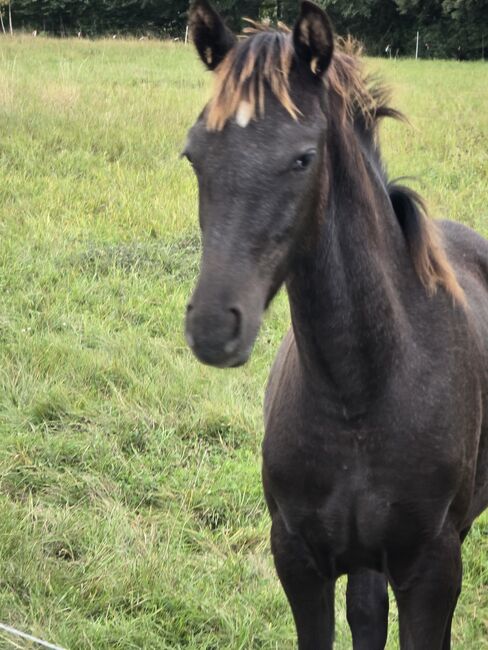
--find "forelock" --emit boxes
[205,28,298,131]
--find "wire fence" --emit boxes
[0,623,67,650]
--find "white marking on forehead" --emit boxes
[235,101,252,128]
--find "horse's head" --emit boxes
[184,0,334,367]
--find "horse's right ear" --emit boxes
[293,1,334,78]
[189,0,237,71]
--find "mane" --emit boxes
[388,184,465,306]
[205,23,401,133]
[205,21,465,306]
[205,24,296,132]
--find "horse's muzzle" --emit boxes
[185,303,249,368]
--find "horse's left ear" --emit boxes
[293,1,334,78]
[189,0,237,71]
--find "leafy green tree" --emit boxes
[4,0,486,58]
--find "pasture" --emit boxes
[0,36,487,649]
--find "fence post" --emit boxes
[415,31,419,59]
[8,0,13,35]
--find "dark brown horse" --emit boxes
[183,1,488,647]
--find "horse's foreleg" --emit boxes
[440,528,467,650]
[271,516,335,650]
[389,528,462,650]
[346,570,389,649]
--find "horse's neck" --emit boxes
[286,128,411,415]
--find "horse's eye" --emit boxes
[292,151,316,171]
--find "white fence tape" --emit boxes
[0,622,67,650]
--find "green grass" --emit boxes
[0,35,487,649]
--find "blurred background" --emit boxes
[1,0,487,59]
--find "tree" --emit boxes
[0,0,13,34]
[0,0,7,34]
[3,0,486,58]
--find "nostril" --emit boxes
[185,303,195,348]
[224,308,241,355]
[229,306,242,341]
[185,301,244,361]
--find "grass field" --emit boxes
[0,35,487,649]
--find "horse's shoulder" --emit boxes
[439,219,488,263]
[438,220,488,306]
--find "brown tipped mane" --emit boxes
[205,26,296,131]
[205,24,401,134]
[388,184,466,306]
[204,21,464,306]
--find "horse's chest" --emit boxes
[264,428,389,527]
[263,421,459,568]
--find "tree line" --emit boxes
[2,0,486,59]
